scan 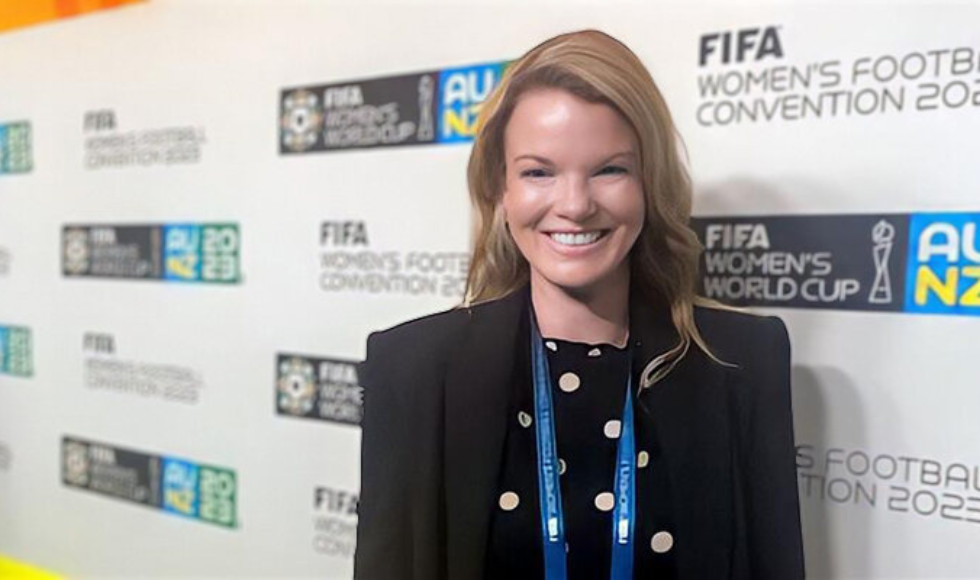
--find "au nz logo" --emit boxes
[905,212,980,315]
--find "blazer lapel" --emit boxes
[444,283,530,580]
[631,293,734,577]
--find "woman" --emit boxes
[354,29,804,580]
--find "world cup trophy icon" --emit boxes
[869,220,895,304]
[417,75,435,142]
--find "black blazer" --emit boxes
[354,282,805,579]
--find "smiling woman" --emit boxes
[355,29,804,580]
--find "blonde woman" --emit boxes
[355,29,804,580]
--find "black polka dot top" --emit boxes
[485,335,678,579]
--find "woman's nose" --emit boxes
[553,176,596,220]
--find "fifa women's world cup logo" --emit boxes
[277,357,317,415]
[280,89,324,152]
[63,440,90,487]
[63,228,91,275]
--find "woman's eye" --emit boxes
[518,166,626,178]
[520,169,551,179]
[597,165,627,176]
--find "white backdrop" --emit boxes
[1,1,979,578]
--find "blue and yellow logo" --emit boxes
[438,62,508,143]
[162,457,199,518]
[163,224,202,282]
[905,212,980,315]
[163,223,239,283]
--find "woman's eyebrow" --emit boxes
[513,154,554,165]
[512,151,636,165]
[597,151,636,164]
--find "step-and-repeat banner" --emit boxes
[1,1,978,578]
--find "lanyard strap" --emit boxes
[529,306,636,580]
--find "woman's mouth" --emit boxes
[548,230,606,245]
[543,229,610,253]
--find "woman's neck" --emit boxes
[529,267,630,348]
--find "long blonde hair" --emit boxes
[462,29,750,389]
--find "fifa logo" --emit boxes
[699,26,784,66]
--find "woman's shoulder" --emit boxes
[361,289,524,382]
[363,303,471,366]
[366,287,523,349]
[370,303,470,341]
[691,301,790,367]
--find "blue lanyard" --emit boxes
[529,306,636,580]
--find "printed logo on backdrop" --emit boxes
[61,223,240,283]
[313,486,358,557]
[83,332,204,404]
[696,26,980,126]
[276,353,362,425]
[0,441,11,472]
[319,221,468,298]
[280,60,510,153]
[83,110,207,168]
[438,62,507,143]
[692,211,980,316]
[692,214,909,311]
[0,121,32,175]
[62,436,237,528]
[905,212,980,315]
[0,246,11,276]
[798,443,980,526]
[280,73,435,152]
[0,324,33,377]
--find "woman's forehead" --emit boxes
[503,89,637,160]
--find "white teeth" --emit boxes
[549,231,603,246]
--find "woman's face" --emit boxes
[500,87,645,297]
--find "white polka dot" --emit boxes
[559,458,567,475]
[587,347,601,357]
[604,419,622,439]
[594,492,615,512]
[558,372,580,392]
[651,530,673,553]
[499,491,520,511]
[518,411,532,428]
[545,340,558,352]
[637,450,650,468]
